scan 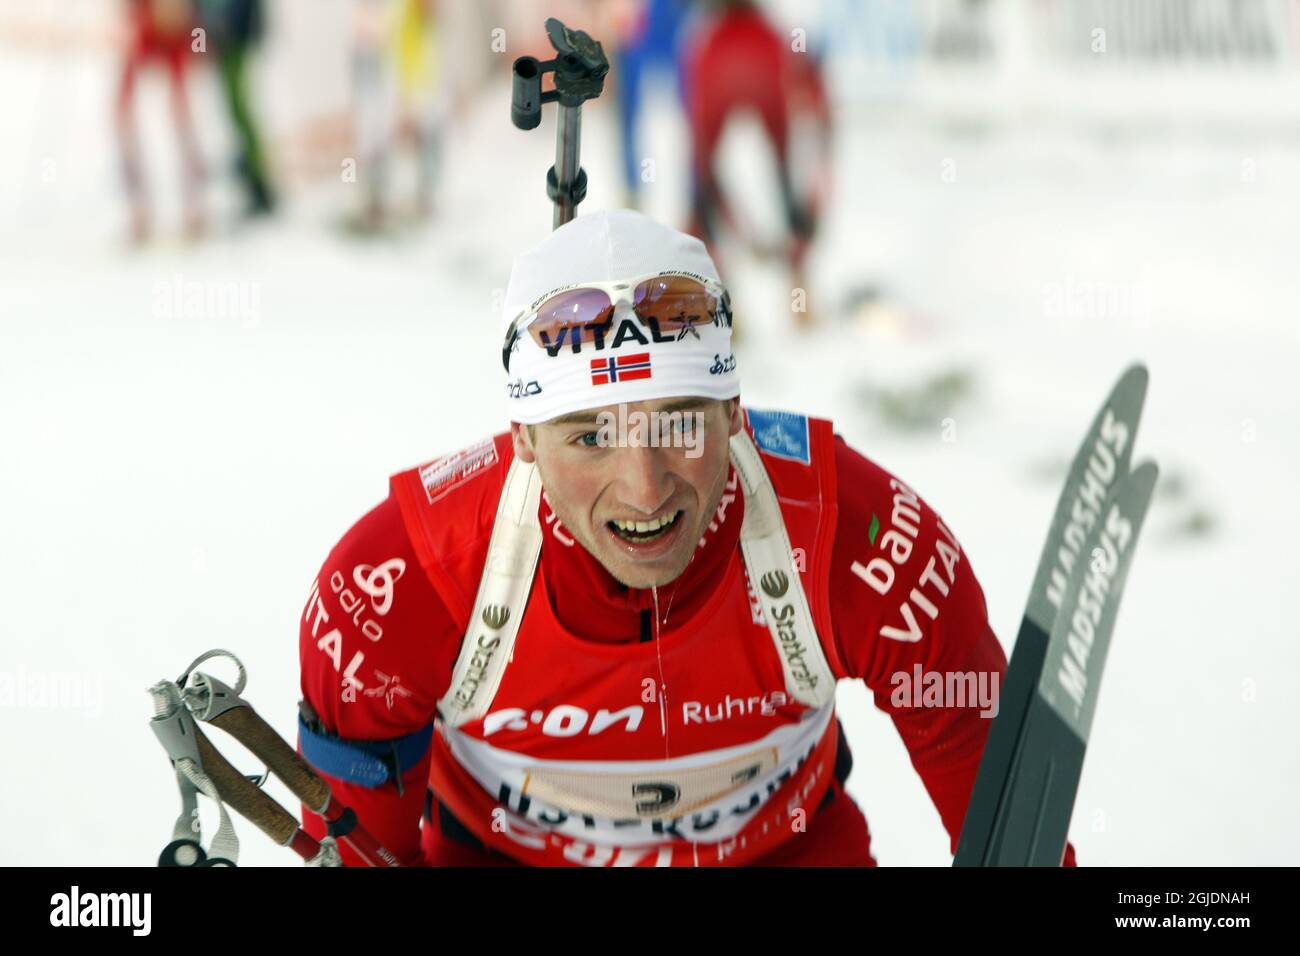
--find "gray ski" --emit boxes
[954,365,1151,866]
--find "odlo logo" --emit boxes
[760,570,789,599]
[506,378,541,399]
[352,558,405,615]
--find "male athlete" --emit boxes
[297,208,1078,867]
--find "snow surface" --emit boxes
[1,21,1298,867]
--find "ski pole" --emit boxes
[203,694,402,867]
[150,672,336,866]
[150,650,403,867]
[510,17,608,228]
[190,718,330,863]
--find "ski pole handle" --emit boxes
[164,653,404,866]
[207,703,404,867]
[191,723,324,863]
[209,705,331,810]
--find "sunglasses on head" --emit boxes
[502,271,732,371]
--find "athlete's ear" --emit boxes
[510,421,537,464]
[726,397,743,437]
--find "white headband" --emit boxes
[501,209,739,424]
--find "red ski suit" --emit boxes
[298,410,1078,867]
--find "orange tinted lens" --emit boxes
[526,288,616,348]
[633,276,722,331]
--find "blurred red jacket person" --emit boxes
[680,0,831,276]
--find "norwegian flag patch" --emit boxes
[591,352,653,386]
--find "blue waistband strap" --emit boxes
[297,714,435,790]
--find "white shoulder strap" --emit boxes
[730,430,837,708]
[438,433,838,726]
[436,456,543,728]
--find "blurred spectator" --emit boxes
[349,0,444,233]
[681,0,831,328]
[196,0,276,217]
[116,0,206,242]
[395,0,444,218]
[609,0,692,209]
